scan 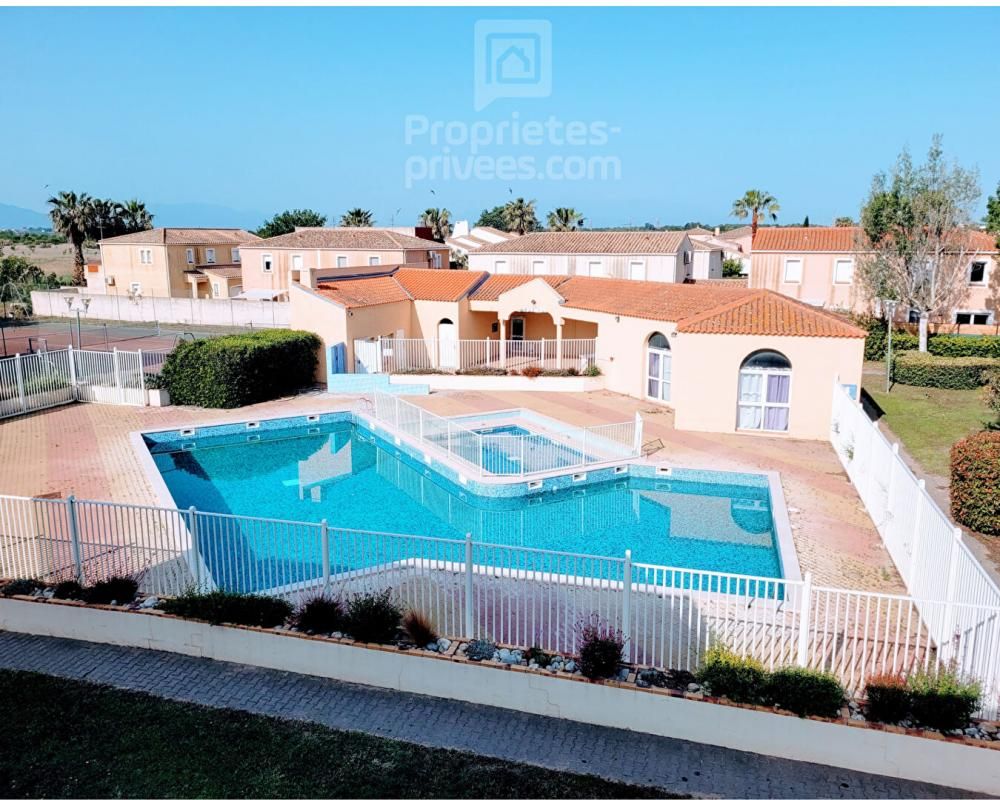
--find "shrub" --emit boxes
[52,580,84,600]
[695,644,767,704]
[160,330,320,408]
[456,366,507,376]
[928,335,1000,359]
[525,644,551,668]
[83,576,138,606]
[722,257,743,278]
[765,667,844,717]
[160,590,292,628]
[143,373,166,390]
[576,616,625,681]
[892,352,996,390]
[583,364,602,377]
[983,370,1000,415]
[865,672,910,723]
[292,595,345,635]
[343,590,402,643]
[851,314,919,362]
[401,609,438,647]
[950,431,1000,536]
[907,668,980,731]
[395,367,445,375]
[465,638,496,662]
[0,578,44,597]
[519,365,543,379]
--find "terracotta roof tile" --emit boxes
[676,290,866,338]
[245,227,442,250]
[101,228,262,246]
[197,265,243,279]
[475,230,688,255]
[469,274,569,301]
[556,277,749,323]
[314,275,410,308]
[753,226,862,252]
[718,225,752,240]
[393,268,488,301]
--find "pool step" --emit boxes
[326,373,429,396]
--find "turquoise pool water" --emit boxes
[147,417,782,591]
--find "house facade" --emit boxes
[91,228,262,299]
[466,231,696,283]
[445,223,515,258]
[237,228,451,300]
[751,226,1000,330]
[291,268,865,440]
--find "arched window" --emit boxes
[646,332,671,402]
[737,350,791,432]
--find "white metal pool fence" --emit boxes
[1,489,998,717]
[0,346,150,419]
[354,336,597,375]
[368,391,641,477]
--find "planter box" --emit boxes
[0,596,997,794]
[147,388,171,407]
[389,374,604,393]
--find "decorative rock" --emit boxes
[851,712,865,721]
[980,723,998,735]
[425,643,439,652]
[616,667,629,682]
[140,596,158,609]
[332,632,344,639]
[947,729,964,737]
[458,643,468,652]
[563,660,576,673]
[437,638,451,651]
[687,682,702,693]
[965,727,980,738]
[636,679,649,688]
[42,589,55,599]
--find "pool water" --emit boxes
[149,419,782,582]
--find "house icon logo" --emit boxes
[474,20,552,110]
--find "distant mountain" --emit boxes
[0,203,50,230]
[149,202,267,230]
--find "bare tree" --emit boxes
[856,135,982,350]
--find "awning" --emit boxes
[234,288,287,301]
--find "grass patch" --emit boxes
[862,365,993,477]
[0,670,674,799]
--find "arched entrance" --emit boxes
[737,350,792,432]
[437,318,457,370]
[646,332,671,402]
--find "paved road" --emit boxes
[0,632,981,799]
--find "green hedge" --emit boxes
[892,352,998,390]
[928,335,1000,359]
[852,315,919,362]
[160,330,320,408]
[950,431,1000,537]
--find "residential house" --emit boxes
[466,231,695,282]
[91,228,262,299]
[236,227,451,301]
[751,226,1000,330]
[445,222,515,259]
[291,268,865,440]
[690,226,752,274]
[690,239,724,279]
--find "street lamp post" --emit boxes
[63,296,92,349]
[884,299,898,393]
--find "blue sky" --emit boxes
[2,6,999,229]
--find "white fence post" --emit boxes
[464,533,474,639]
[137,349,147,405]
[539,338,545,366]
[621,549,632,650]
[909,480,927,591]
[321,518,331,595]
[112,348,123,405]
[633,411,643,455]
[187,506,202,590]
[66,495,83,583]
[796,571,813,666]
[67,345,78,399]
[13,353,26,414]
[941,528,963,653]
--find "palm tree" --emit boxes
[730,190,780,238]
[502,198,538,235]
[546,207,584,231]
[87,198,122,240]
[340,208,374,227]
[119,199,154,232]
[419,208,452,242]
[47,191,93,285]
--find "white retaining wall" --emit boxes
[389,374,605,392]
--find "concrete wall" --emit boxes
[467,251,689,283]
[31,290,289,328]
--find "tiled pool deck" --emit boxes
[0,388,904,592]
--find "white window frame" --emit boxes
[783,258,803,284]
[291,254,304,273]
[833,258,854,285]
[336,255,348,268]
[587,259,604,277]
[531,259,547,275]
[139,248,152,265]
[954,310,993,325]
[261,254,274,273]
[231,248,240,263]
[431,251,442,268]
[185,248,195,265]
[205,248,216,264]
[629,260,646,281]
[969,261,987,285]
[495,259,509,274]
[211,282,220,298]
[737,366,792,433]
[369,256,381,266]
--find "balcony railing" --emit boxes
[354,337,596,374]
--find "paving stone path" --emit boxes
[0,632,979,799]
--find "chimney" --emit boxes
[714,227,720,236]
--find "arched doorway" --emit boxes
[646,332,671,402]
[437,318,457,370]
[737,350,792,432]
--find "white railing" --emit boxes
[355,337,597,375]
[367,391,641,477]
[2,490,998,716]
[0,346,148,419]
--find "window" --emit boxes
[646,332,671,402]
[138,248,152,265]
[587,260,604,277]
[291,254,303,274]
[969,261,987,284]
[629,260,646,281]
[185,248,195,265]
[261,254,273,273]
[683,250,692,266]
[532,259,547,275]
[129,281,142,294]
[431,251,442,268]
[956,311,992,325]
[783,258,802,283]
[212,283,220,297]
[833,258,854,284]
[495,259,509,274]
[737,350,792,433]
[336,255,348,268]
[369,256,380,266]
[231,248,240,263]
[205,248,216,264]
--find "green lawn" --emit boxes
[862,365,993,478]
[0,670,676,799]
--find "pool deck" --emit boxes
[0,388,904,593]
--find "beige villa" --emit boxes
[466,231,700,282]
[290,267,865,440]
[236,228,451,300]
[91,228,263,299]
[751,226,1000,331]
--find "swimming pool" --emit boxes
[144,414,785,590]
